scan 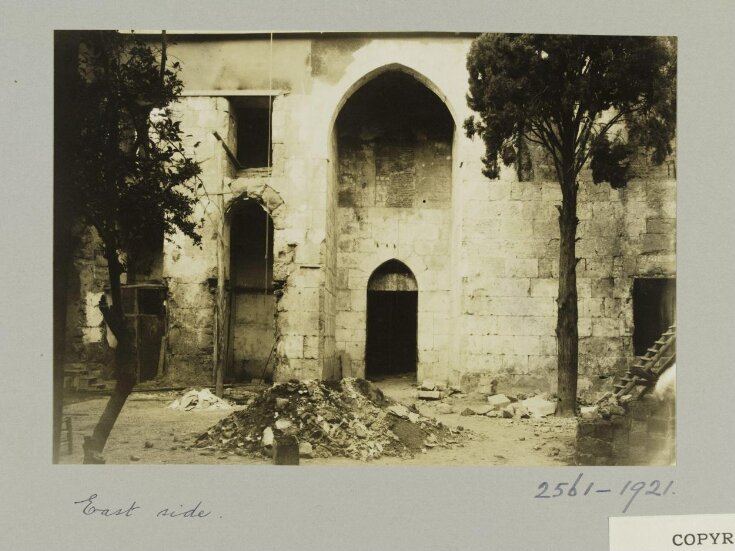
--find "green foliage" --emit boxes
[70,31,202,266]
[465,34,676,185]
[589,134,634,189]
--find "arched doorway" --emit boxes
[365,260,418,379]
[228,198,275,381]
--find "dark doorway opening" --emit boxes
[228,199,275,382]
[633,278,676,356]
[365,260,418,379]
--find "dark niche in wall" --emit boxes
[632,277,676,356]
[336,70,454,209]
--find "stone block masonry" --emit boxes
[575,393,675,466]
[63,34,676,391]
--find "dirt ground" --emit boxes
[58,376,577,466]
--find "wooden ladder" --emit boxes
[612,324,676,399]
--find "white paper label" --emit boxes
[610,514,735,551]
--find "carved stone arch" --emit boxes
[365,258,419,378]
[328,62,458,138]
[224,178,285,229]
[368,259,418,292]
[222,180,286,383]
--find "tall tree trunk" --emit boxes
[82,245,136,463]
[556,173,579,416]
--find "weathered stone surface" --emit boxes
[460,408,475,416]
[63,36,676,393]
[275,418,292,430]
[387,404,410,418]
[487,394,511,409]
[470,405,493,415]
[418,390,442,400]
[298,441,313,458]
[436,403,454,414]
[419,380,436,391]
[273,435,300,465]
[261,427,274,447]
[521,395,557,418]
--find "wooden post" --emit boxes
[157,336,167,378]
[213,148,227,398]
[273,435,299,465]
[65,416,73,453]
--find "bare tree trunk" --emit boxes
[82,245,136,463]
[556,174,579,416]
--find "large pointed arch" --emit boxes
[328,62,458,141]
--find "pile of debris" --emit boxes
[167,388,233,411]
[417,380,558,420]
[195,378,468,461]
[580,387,643,420]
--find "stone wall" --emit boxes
[333,70,455,380]
[62,224,114,383]
[456,156,675,393]
[576,392,676,466]
[232,293,276,379]
[63,34,676,391]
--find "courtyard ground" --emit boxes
[58,376,576,466]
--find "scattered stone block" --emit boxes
[418,390,442,400]
[298,442,313,458]
[485,410,500,418]
[275,418,292,430]
[261,427,274,447]
[436,403,454,414]
[619,394,633,404]
[501,407,514,418]
[470,405,493,415]
[275,398,289,409]
[521,395,557,418]
[580,406,599,419]
[460,407,475,416]
[353,423,368,438]
[419,380,436,391]
[487,394,511,409]
[407,412,420,424]
[274,435,299,465]
[387,404,410,418]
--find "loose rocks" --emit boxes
[487,394,511,409]
[195,378,468,461]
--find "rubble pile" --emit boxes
[420,384,558,420]
[582,387,642,420]
[195,378,468,461]
[167,388,233,411]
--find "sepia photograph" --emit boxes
[53,30,677,467]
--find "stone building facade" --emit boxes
[62,33,676,393]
